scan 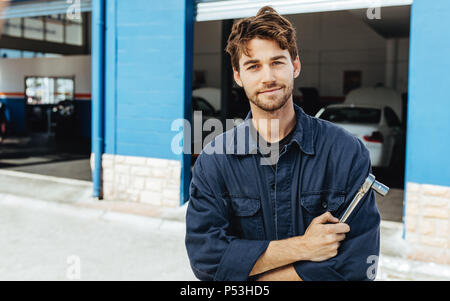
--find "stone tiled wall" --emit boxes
[100,154,181,208]
[404,182,450,265]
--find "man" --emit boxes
[185,6,380,281]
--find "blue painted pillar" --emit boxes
[403,0,450,264]
[101,0,194,206]
[406,0,450,187]
[91,0,105,198]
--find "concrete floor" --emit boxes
[0,193,197,281]
[0,133,91,181]
[1,192,448,281]
[375,188,404,222]
[0,159,444,281]
[372,166,406,222]
[2,157,92,181]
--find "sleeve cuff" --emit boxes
[214,239,270,281]
[293,260,346,281]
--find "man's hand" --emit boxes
[249,212,350,277]
[299,212,350,262]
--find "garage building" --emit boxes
[1,0,448,265]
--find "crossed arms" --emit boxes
[250,212,350,281]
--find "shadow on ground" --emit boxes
[0,133,91,181]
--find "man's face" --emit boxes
[233,38,301,112]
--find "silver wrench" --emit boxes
[339,173,389,223]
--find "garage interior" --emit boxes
[0,9,92,182]
[192,5,411,222]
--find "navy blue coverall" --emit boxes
[185,104,381,281]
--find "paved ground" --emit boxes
[375,188,404,222]
[372,165,405,222]
[1,191,449,281]
[0,168,448,281]
[0,193,197,281]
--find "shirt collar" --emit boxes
[225,103,315,156]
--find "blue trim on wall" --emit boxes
[105,0,117,155]
[91,0,106,198]
[0,98,26,134]
[181,0,194,205]
[405,0,450,188]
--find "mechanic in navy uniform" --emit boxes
[185,6,380,281]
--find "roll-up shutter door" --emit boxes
[195,0,412,21]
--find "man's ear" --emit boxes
[233,67,243,87]
[293,55,301,79]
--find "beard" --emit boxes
[245,78,294,112]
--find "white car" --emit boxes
[192,87,221,112]
[191,88,243,161]
[315,103,403,168]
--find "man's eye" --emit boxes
[248,65,258,70]
[272,61,283,65]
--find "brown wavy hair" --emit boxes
[225,6,298,72]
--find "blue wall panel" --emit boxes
[406,0,450,187]
[105,0,192,163]
[105,0,117,155]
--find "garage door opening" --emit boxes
[191,5,410,222]
[0,10,92,182]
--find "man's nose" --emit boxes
[260,64,276,84]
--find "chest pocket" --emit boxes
[300,190,346,228]
[230,197,265,241]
